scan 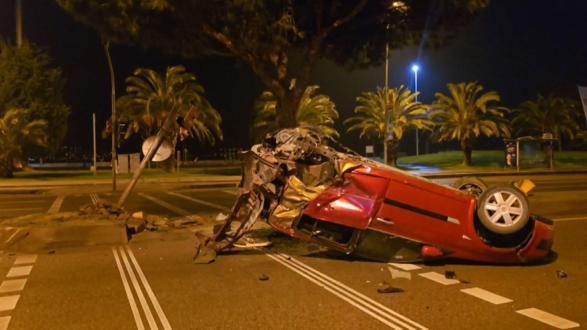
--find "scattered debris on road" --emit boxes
[377,284,404,294]
[388,267,412,280]
[556,270,568,279]
[444,270,457,279]
[258,273,270,281]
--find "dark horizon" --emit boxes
[1,0,586,156]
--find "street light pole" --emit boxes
[92,113,97,176]
[383,41,389,165]
[103,40,117,191]
[411,64,420,156]
[15,0,22,48]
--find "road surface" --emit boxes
[0,173,585,329]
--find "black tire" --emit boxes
[453,177,487,198]
[477,186,530,235]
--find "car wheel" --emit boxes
[453,177,487,198]
[476,186,529,235]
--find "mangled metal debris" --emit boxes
[194,127,555,265]
[377,284,404,294]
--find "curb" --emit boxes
[416,169,587,179]
[1,223,128,253]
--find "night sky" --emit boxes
[1,0,586,156]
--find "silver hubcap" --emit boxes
[483,191,524,227]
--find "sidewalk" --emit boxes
[0,174,241,191]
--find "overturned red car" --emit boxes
[194,127,554,264]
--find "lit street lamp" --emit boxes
[411,63,420,156]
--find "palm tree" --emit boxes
[116,65,222,144]
[512,94,582,150]
[430,82,510,166]
[0,108,47,177]
[345,86,431,166]
[252,85,339,141]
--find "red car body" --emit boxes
[277,162,554,264]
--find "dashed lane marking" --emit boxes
[0,254,37,329]
[460,287,512,305]
[14,255,37,265]
[418,272,460,286]
[139,193,190,216]
[268,253,427,330]
[6,266,33,278]
[388,263,421,271]
[0,279,27,294]
[47,195,65,214]
[167,192,230,212]
[113,246,172,330]
[0,295,19,312]
[0,316,10,330]
[516,308,579,329]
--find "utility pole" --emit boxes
[92,113,97,176]
[103,40,117,191]
[383,22,390,165]
[16,0,22,47]
[117,108,178,207]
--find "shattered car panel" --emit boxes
[194,127,554,264]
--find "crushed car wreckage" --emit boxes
[194,127,554,264]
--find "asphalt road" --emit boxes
[0,173,585,329]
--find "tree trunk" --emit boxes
[275,86,302,128]
[0,156,14,178]
[386,140,400,167]
[461,140,473,166]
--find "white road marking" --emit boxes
[460,287,512,304]
[112,247,144,330]
[126,246,172,330]
[118,247,158,330]
[139,193,190,216]
[5,229,23,244]
[167,192,230,212]
[0,279,27,294]
[0,295,20,312]
[516,308,580,329]
[268,253,427,330]
[6,266,33,278]
[90,193,99,205]
[388,263,421,271]
[0,316,10,330]
[418,272,460,286]
[553,216,587,222]
[14,254,37,265]
[47,195,65,214]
